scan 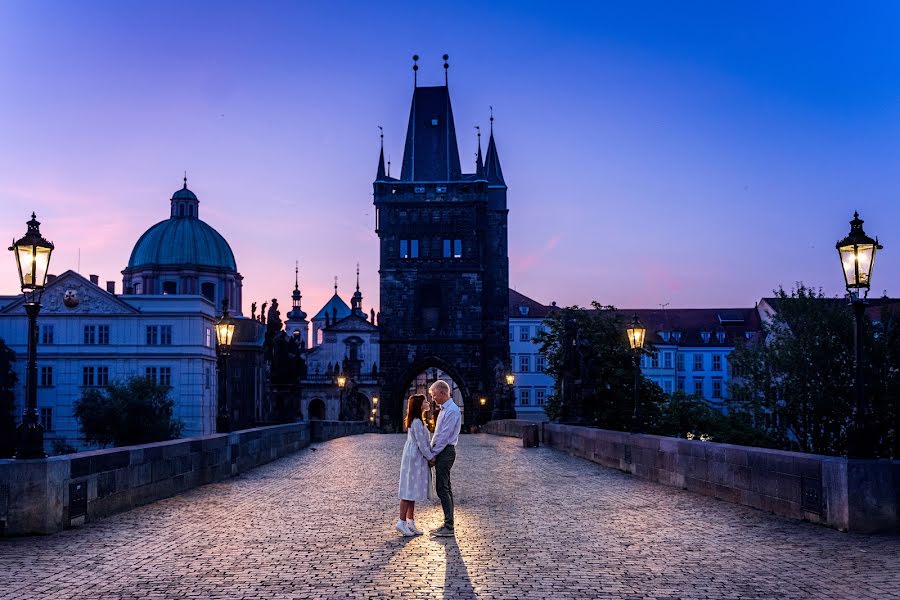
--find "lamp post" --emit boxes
[836,212,882,458]
[626,314,646,433]
[215,298,236,433]
[371,395,379,428]
[337,372,347,420]
[10,213,54,459]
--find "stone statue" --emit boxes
[260,302,268,324]
[251,302,257,320]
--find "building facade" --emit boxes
[373,67,513,430]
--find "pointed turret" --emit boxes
[400,84,462,182]
[484,130,505,186]
[475,126,485,180]
[376,145,386,180]
[351,263,366,318]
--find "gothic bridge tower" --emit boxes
[374,56,513,430]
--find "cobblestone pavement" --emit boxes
[2,434,900,599]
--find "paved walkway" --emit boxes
[1,434,899,599]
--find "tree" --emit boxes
[729,285,900,458]
[73,376,183,448]
[0,337,17,458]
[536,303,666,430]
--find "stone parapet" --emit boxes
[0,420,370,536]
[483,420,899,534]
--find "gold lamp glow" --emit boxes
[836,212,882,299]
[626,314,646,350]
[215,316,235,348]
[479,397,487,406]
[372,396,379,405]
[337,373,347,388]
[505,373,515,386]
[10,213,54,297]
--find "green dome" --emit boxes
[127,218,237,271]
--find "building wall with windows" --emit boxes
[0,270,220,451]
[509,290,555,421]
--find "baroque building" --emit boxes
[373,61,514,430]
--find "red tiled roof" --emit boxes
[508,289,559,319]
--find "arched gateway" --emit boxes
[373,63,515,431]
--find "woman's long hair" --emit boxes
[405,394,427,430]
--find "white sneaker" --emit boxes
[395,519,414,536]
[406,520,423,535]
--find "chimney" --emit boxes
[106,281,115,294]
[46,274,58,284]
[89,274,99,286]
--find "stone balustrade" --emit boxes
[0,420,370,537]
[484,419,900,534]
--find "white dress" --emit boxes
[398,419,434,501]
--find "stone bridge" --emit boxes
[1,434,899,599]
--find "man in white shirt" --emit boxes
[428,379,461,537]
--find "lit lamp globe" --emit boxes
[836,212,882,300]
[11,213,54,298]
[627,314,646,350]
[215,315,235,352]
[479,397,487,406]
[372,396,379,406]
[337,374,347,388]
[505,373,515,386]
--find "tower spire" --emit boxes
[294,260,299,290]
[443,53,449,86]
[356,262,360,292]
[412,54,419,87]
[484,107,505,185]
[475,125,484,178]
[376,126,386,180]
[334,275,338,295]
[183,170,188,189]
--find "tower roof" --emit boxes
[484,131,505,186]
[399,86,462,182]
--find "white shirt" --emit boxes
[431,399,461,455]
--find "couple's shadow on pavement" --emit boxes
[382,535,477,600]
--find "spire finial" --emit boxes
[334,275,338,295]
[356,262,360,292]
[443,53,449,86]
[387,155,391,177]
[378,125,383,149]
[183,170,188,189]
[489,106,494,134]
[294,260,299,290]
[412,54,419,87]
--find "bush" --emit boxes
[73,376,184,448]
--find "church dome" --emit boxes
[127,218,237,270]
[127,184,236,271]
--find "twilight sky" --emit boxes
[1,2,898,316]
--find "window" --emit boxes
[535,388,546,406]
[145,367,157,382]
[535,354,546,372]
[97,366,109,387]
[206,328,212,348]
[510,354,516,371]
[509,327,514,342]
[519,388,531,406]
[83,325,96,345]
[693,378,704,396]
[400,239,419,259]
[651,353,659,368]
[712,354,722,371]
[519,355,530,372]
[82,367,95,386]
[663,352,673,369]
[97,325,110,345]
[701,331,711,344]
[677,376,685,392]
[693,353,704,371]
[663,379,673,394]
[717,331,726,343]
[205,367,211,390]
[518,305,530,316]
[146,325,171,345]
[520,326,530,342]
[201,282,216,302]
[745,331,754,340]
[159,367,172,387]
[712,378,723,399]
[676,352,685,372]
[40,366,53,387]
[40,407,53,432]
[41,325,54,344]
[660,331,670,342]
[672,331,682,343]
[133,282,142,294]
[162,281,177,294]
[453,239,462,258]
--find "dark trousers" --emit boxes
[434,445,456,529]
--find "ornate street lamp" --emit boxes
[505,373,515,386]
[836,212,882,458]
[626,314,646,433]
[336,371,347,420]
[10,213,54,459]
[480,397,487,407]
[215,298,236,433]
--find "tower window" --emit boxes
[419,283,442,331]
[400,240,419,259]
[201,282,216,302]
[163,281,177,295]
[431,118,439,126]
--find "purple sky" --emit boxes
[1,2,898,316]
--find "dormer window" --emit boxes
[436,186,447,193]
[518,305,530,316]
[745,331,754,340]
[672,331,682,343]
[414,186,425,193]
[701,331,711,344]
[660,331,670,342]
[716,331,726,343]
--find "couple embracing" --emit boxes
[396,379,461,538]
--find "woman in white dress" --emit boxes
[396,394,434,536]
